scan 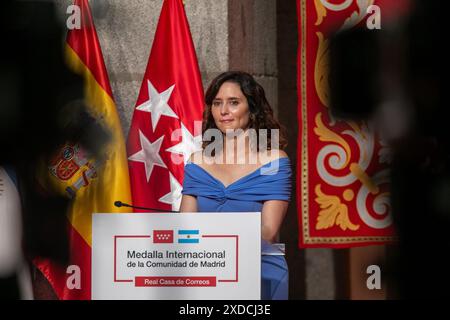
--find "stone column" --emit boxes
[229,0,277,114]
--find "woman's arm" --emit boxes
[261,200,289,243]
[180,194,198,212]
[260,150,290,243]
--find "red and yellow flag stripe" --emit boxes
[35,0,131,299]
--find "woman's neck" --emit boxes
[220,130,258,165]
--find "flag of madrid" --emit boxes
[127,0,204,212]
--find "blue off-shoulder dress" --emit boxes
[182,157,292,300]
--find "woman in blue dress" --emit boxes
[180,71,292,300]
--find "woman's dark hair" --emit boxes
[202,71,287,150]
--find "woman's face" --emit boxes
[211,81,250,133]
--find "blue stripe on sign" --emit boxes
[178,239,199,244]
[178,230,199,235]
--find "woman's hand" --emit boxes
[261,199,289,243]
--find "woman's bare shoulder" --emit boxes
[273,149,288,159]
[259,149,289,163]
[188,151,216,168]
[188,151,204,164]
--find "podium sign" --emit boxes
[92,212,261,299]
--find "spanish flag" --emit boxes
[34,0,131,299]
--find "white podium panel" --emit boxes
[92,212,261,300]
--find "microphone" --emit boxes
[114,201,179,213]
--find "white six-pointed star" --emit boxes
[136,80,179,131]
[166,122,202,165]
[158,172,183,211]
[128,130,167,182]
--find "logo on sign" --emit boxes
[178,230,200,243]
[153,230,174,243]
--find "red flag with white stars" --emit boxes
[153,230,174,243]
[127,0,204,212]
